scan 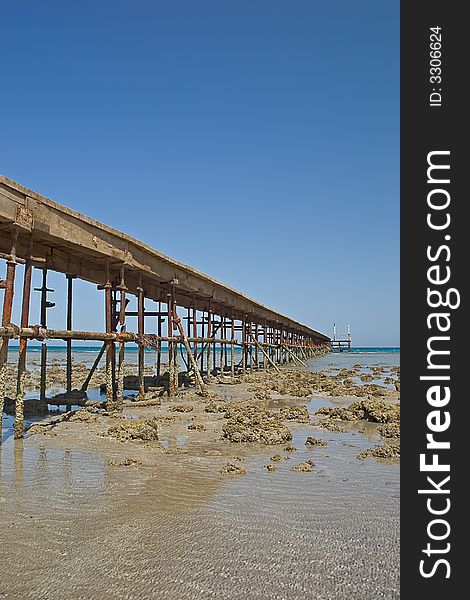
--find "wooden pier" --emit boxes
[0,176,331,439]
[330,339,352,352]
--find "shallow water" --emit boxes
[0,351,399,599]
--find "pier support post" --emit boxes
[220,314,225,376]
[200,309,205,375]
[167,289,178,396]
[206,305,212,383]
[212,314,217,376]
[156,300,162,381]
[104,261,116,410]
[14,234,33,438]
[116,267,127,411]
[36,269,52,402]
[137,277,145,399]
[241,317,246,374]
[173,312,207,395]
[0,229,18,440]
[192,296,198,372]
[65,274,75,411]
[81,343,106,392]
[231,313,235,377]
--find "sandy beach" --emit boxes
[0,352,399,599]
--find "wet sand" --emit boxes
[0,354,399,599]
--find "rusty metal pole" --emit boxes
[171,285,179,394]
[167,292,173,393]
[266,325,270,368]
[249,320,253,374]
[14,234,33,438]
[223,315,228,374]
[220,314,225,376]
[0,229,18,439]
[65,274,75,410]
[167,289,178,396]
[206,304,211,383]
[38,269,50,402]
[231,312,235,377]
[212,313,217,375]
[104,261,116,410]
[81,343,106,392]
[263,322,266,369]
[137,276,145,399]
[200,309,205,376]
[192,295,197,367]
[116,267,127,411]
[186,306,191,380]
[172,311,207,394]
[241,316,246,374]
[156,301,162,381]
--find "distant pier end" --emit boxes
[330,323,352,352]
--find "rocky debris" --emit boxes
[264,464,277,472]
[270,371,313,397]
[284,445,296,452]
[142,386,165,401]
[305,436,327,447]
[68,408,99,423]
[378,423,400,438]
[270,454,282,462]
[107,457,142,467]
[179,390,201,402]
[218,376,241,385]
[205,389,223,401]
[188,423,206,432]
[315,420,346,433]
[85,400,105,409]
[383,377,394,385]
[204,402,226,413]
[27,423,52,436]
[291,459,315,472]
[223,402,260,420]
[357,443,400,461]
[316,399,400,424]
[50,388,87,403]
[338,369,356,377]
[253,387,272,401]
[2,397,49,417]
[0,360,160,398]
[394,381,400,392]
[222,405,292,445]
[124,398,162,408]
[279,405,310,423]
[168,404,193,413]
[155,415,180,423]
[123,374,159,391]
[105,418,159,442]
[353,384,389,398]
[219,463,246,476]
[360,374,374,382]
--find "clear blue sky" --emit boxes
[1,0,399,346]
